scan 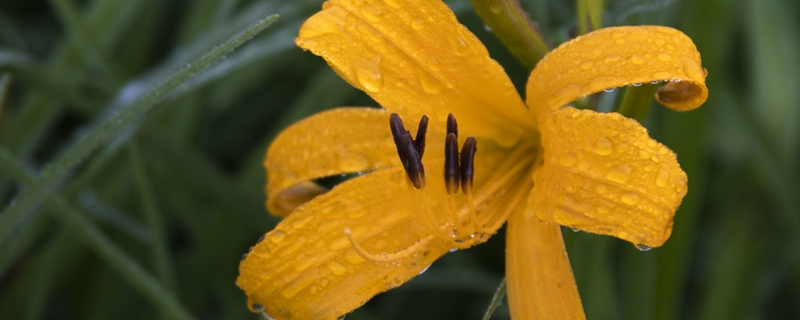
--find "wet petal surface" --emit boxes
[296,0,536,146]
[529,107,688,248]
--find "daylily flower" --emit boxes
[237,0,708,319]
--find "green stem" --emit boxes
[0,13,279,248]
[576,0,604,35]
[481,277,507,320]
[615,84,660,123]
[0,147,193,320]
[471,0,552,70]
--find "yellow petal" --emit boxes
[530,107,687,248]
[296,0,536,146]
[240,145,535,319]
[239,168,452,320]
[265,108,399,216]
[526,26,708,119]
[506,211,585,320]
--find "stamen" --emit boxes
[344,228,431,263]
[460,137,477,194]
[446,113,458,137]
[414,115,428,158]
[389,113,426,189]
[444,132,460,194]
[401,131,426,189]
[389,113,409,164]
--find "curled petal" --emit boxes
[265,108,399,216]
[507,212,585,320]
[296,0,536,146]
[526,26,708,120]
[530,107,687,248]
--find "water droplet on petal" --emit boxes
[657,52,673,62]
[417,69,443,94]
[270,230,286,243]
[558,153,577,167]
[338,152,370,172]
[635,244,652,251]
[328,262,347,275]
[604,88,616,93]
[353,57,384,93]
[621,192,640,205]
[595,137,613,155]
[411,18,424,30]
[360,4,382,21]
[607,164,632,183]
[418,264,431,275]
[656,168,670,187]
[449,248,458,253]
[571,227,579,233]
[580,60,595,70]
[631,54,645,65]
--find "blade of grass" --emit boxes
[49,0,120,86]
[482,278,507,320]
[0,147,194,320]
[129,141,176,291]
[0,13,280,248]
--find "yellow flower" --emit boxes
[237,0,708,319]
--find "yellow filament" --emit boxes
[344,228,433,263]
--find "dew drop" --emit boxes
[595,137,613,155]
[655,168,670,187]
[329,43,342,52]
[269,230,286,243]
[603,54,621,64]
[328,262,348,275]
[449,248,458,253]
[329,237,350,250]
[571,227,579,233]
[252,303,265,311]
[353,57,384,93]
[338,152,370,172]
[630,54,645,65]
[657,52,673,62]
[448,32,470,56]
[650,80,661,85]
[595,184,608,194]
[635,244,652,251]
[606,164,632,184]
[632,83,643,87]
[651,71,671,79]
[411,18,424,30]
[558,153,577,167]
[603,88,616,93]
[417,69,443,94]
[580,60,595,70]
[360,4,382,21]
[418,264,432,275]
[621,192,639,205]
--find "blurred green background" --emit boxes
[0,0,798,319]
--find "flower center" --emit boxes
[389,113,478,194]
